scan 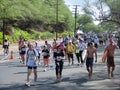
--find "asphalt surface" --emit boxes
[0,45,120,90]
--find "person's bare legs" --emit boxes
[27,68,32,83]
[111,66,115,77]
[33,68,37,81]
[89,67,93,79]
[107,66,111,79]
[44,62,46,71]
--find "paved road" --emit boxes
[0,45,120,90]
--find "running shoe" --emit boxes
[25,82,30,87]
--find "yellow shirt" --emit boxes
[66,43,75,54]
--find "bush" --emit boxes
[61,31,74,38]
[0,28,55,44]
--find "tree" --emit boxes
[0,0,34,44]
[0,0,75,35]
[83,0,120,27]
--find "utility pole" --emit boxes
[73,5,80,36]
[74,5,77,36]
[56,0,58,40]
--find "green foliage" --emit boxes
[0,28,55,44]
[30,30,55,40]
[0,0,74,33]
[0,32,3,44]
[77,14,93,26]
[61,31,74,38]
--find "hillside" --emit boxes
[0,0,75,34]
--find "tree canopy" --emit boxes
[0,0,75,33]
[83,0,120,27]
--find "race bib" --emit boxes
[22,48,26,51]
[56,56,62,61]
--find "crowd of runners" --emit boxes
[2,33,120,87]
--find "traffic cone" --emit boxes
[10,51,14,60]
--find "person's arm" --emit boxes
[104,46,108,53]
[115,44,119,49]
[26,56,28,66]
[83,48,88,63]
[94,49,97,63]
[61,52,65,60]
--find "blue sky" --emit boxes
[64,0,85,6]
[64,0,86,14]
[64,0,100,25]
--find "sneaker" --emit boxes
[23,62,25,64]
[44,68,46,72]
[25,82,30,87]
[20,60,22,63]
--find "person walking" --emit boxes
[84,42,97,79]
[20,41,27,64]
[25,43,38,87]
[104,39,119,79]
[34,41,41,65]
[45,40,52,52]
[66,40,75,65]
[78,38,86,66]
[54,46,64,81]
[3,38,9,55]
[75,40,80,65]
[42,45,50,71]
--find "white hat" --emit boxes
[35,41,38,43]
[79,38,83,41]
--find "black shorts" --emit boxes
[28,66,37,69]
[107,56,115,67]
[3,45,9,49]
[20,51,26,55]
[53,52,57,58]
[67,53,73,59]
[38,53,40,58]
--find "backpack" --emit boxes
[27,49,36,57]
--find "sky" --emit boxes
[64,0,85,14]
[64,0,85,6]
[64,0,100,25]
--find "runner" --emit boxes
[52,40,58,59]
[52,41,58,69]
[104,39,119,79]
[75,40,80,65]
[94,36,99,48]
[52,39,57,46]
[34,41,41,65]
[78,38,86,66]
[19,42,27,64]
[54,46,64,81]
[84,42,97,79]
[3,38,9,55]
[42,45,50,71]
[25,43,38,87]
[45,40,52,52]
[66,40,75,65]
[18,36,26,59]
